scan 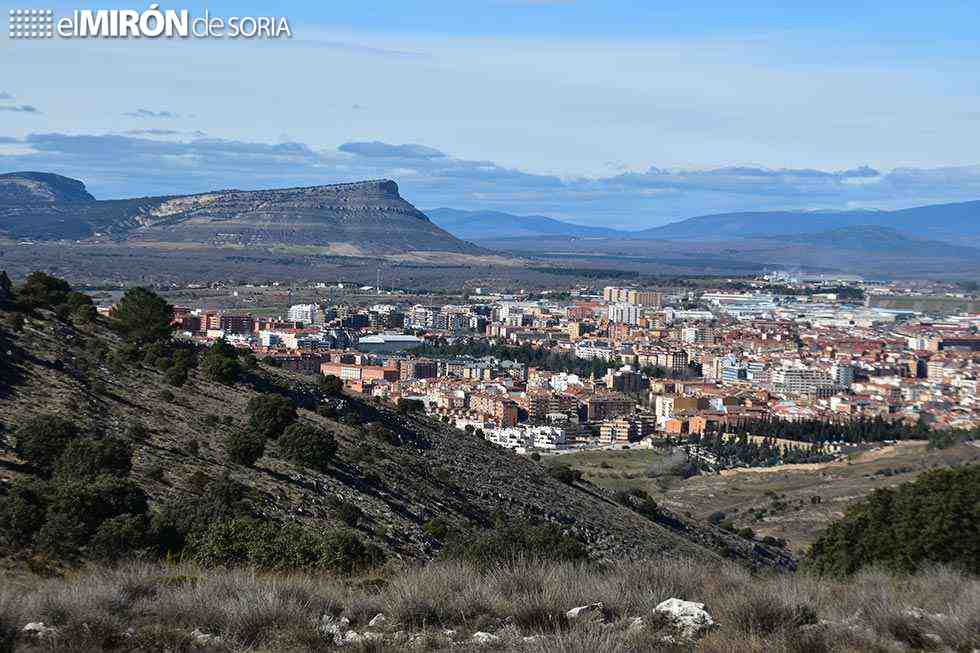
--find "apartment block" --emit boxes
[585,394,635,421]
[599,414,657,443]
[468,393,520,427]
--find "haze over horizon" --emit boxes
[1,0,979,228]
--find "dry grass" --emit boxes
[0,559,977,652]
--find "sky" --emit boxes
[1,1,979,229]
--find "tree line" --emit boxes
[726,414,977,447]
[686,430,834,470]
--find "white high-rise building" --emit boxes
[608,303,640,325]
[771,366,835,395]
[287,303,318,324]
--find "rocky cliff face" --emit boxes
[0,173,480,254]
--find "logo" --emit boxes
[7,5,292,40]
[8,9,54,39]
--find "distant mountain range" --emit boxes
[7,172,976,256]
[4,171,978,278]
[426,208,627,239]
[0,172,481,256]
[633,201,980,244]
[429,201,980,246]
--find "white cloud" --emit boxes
[0,105,40,114]
[123,109,181,119]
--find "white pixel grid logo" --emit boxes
[8,9,54,39]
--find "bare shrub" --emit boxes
[383,561,496,628]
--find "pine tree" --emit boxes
[110,287,174,345]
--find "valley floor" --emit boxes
[560,441,980,555]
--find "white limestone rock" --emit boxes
[471,631,501,645]
[22,622,58,638]
[566,602,605,622]
[653,598,715,638]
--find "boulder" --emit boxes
[566,602,605,622]
[341,630,383,646]
[653,598,715,638]
[471,631,501,645]
[342,631,364,645]
[190,628,221,644]
[317,615,350,634]
[923,633,944,646]
[315,615,351,645]
[22,622,57,638]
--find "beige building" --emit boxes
[626,290,662,307]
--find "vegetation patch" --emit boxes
[807,465,980,575]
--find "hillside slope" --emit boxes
[0,307,791,569]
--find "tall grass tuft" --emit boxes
[0,557,976,651]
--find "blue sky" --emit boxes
[1,1,978,228]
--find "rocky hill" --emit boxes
[0,172,481,255]
[0,171,95,204]
[0,303,792,571]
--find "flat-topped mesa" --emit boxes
[0,172,477,254]
[169,179,432,222]
[138,178,435,232]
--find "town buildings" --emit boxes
[163,276,978,452]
